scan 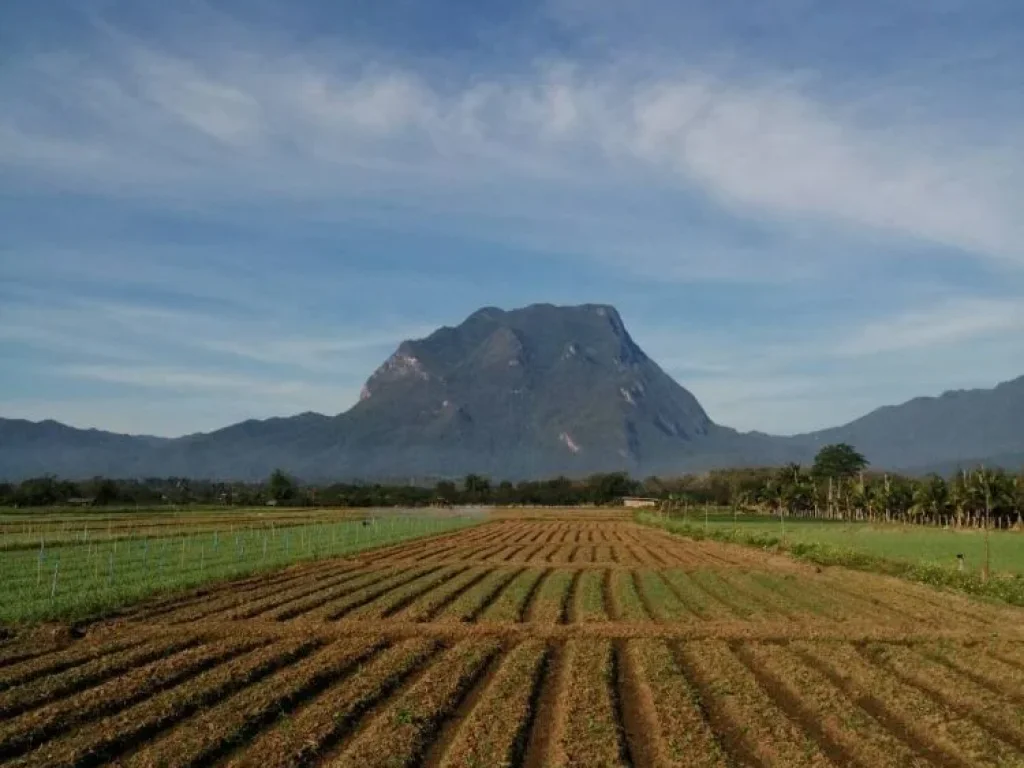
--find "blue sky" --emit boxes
[2,0,1023,437]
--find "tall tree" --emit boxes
[463,474,491,499]
[812,444,869,479]
[267,469,297,502]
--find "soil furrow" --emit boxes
[227,638,443,768]
[120,637,387,767]
[0,637,268,762]
[18,639,318,768]
[0,635,204,720]
[333,639,501,767]
[794,642,986,768]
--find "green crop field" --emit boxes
[641,511,1024,575]
[0,513,480,623]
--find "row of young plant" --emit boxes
[0,515,479,623]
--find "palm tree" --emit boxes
[910,474,948,526]
[949,470,971,528]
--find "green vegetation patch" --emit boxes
[639,513,1024,607]
[0,516,479,624]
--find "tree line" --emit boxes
[2,444,1022,529]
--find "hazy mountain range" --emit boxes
[2,303,1022,481]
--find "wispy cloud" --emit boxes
[835,297,1024,357]
[60,364,342,401]
[0,294,429,433]
[2,23,1021,272]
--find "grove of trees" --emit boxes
[2,444,1022,529]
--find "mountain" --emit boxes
[1,303,1023,480]
[794,375,1024,472]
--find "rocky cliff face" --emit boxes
[329,303,717,477]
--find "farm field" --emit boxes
[642,510,1024,575]
[0,512,481,623]
[1,517,1023,766]
[0,506,468,550]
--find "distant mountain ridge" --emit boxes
[2,303,1023,480]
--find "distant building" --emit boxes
[66,497,95,507]
[265,499,279,507]
[622,497,658,508]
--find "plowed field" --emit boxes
[2,519,1023,767]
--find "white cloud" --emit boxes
[60,364,334,400]
[200,325,439,370]
[836,298,1024,357]
[2,28,1021,270]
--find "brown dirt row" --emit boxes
[794,641,1013,767]
[521,642,566,767]
[389,548,696,569]
[0,636,150,694]
[155,565,382,625]
[434,568,525,623]
[0,635,203,721]
[392,567,492,622]
[136,557,363,621]
[625,639,727,767]
[355,525,504,565]
[108,617,1024,646]
[0,636,266,762]
[551,639,629,767]
[0,639,63,669]
[226,637,443,768]
[733,642,917,768]
[119,635,387,767]
[924,645,1024,706]
[469,541,523,562]
[612,639,655,768]
[119,541,393,619]
[345,566,471,621]
[123,560,338,621]
[12,638,317,768]
[277,567,439,623]
[165,564,374,624]
[434,639,548,768]
[228,565,395,621]
[675,639,833,767]
[402,524,531,562]
[331,638,502,767]
[526,527,550,544]
[525,570,574,624]
[858,643,1024,753]
[479,568,548,623]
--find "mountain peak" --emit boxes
[344,302,713,477]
